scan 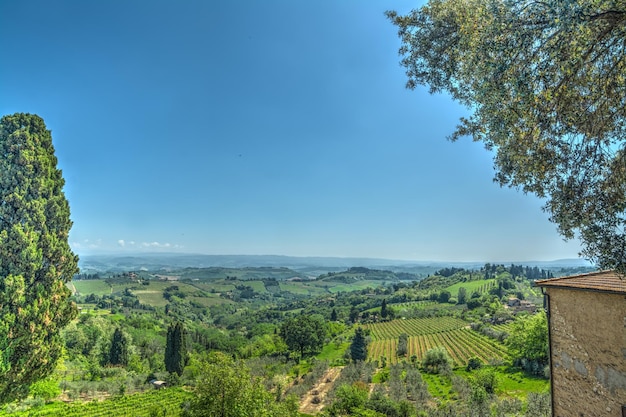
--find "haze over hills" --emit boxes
[77,253,593,275]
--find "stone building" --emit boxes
[535,271,626,417]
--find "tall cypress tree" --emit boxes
[109,328,129,366]
[381,299,388,319]
[165,321,187,376]
[0,114,78,403]
[350,327,368,362]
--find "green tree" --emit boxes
[396,333,408,357]
[108,328,130,366]
[506,311,549,374]
[422,347,451,374]
[165,321,188,376]
[182,352,298,417]
[387,1,626,272]
[457,287,467,305]
[280,314,326,358]
[0,113,78,403]
[350,327,368,362]
[380,299,388,319]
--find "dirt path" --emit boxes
[299,366,343,415]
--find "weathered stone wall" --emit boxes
[547,288,626,417]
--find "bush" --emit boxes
[466,357,482,371]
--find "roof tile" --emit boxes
[535,270,626,294]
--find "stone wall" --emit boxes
[547,288,626,417]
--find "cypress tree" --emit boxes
[350,327,368,362]
[0,114,79,403]
[165,321,187,376]
[109,328,129,366]
[381,299,388,319]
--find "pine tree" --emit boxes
[0,114,79,403]
[165,322,187,376]
[330,308,338,321]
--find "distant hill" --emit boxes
[316,267,420,283]
[77,253,594,276]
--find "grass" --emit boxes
[316,341,349,365]
[132,290,167,307]
[445,279,495,296]
[246,280,268,293]
[71,280,111,296]
[418,367,548,402]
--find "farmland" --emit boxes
[5,261,560,417]
[0,388,192,417]
[364,317,510,366]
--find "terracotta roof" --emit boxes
[535,270,626,294]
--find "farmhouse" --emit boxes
[535,270,626,417]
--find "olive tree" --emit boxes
[387,0,626,272]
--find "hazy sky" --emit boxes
[0,1,583,262]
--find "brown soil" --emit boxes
[299,366,343,415]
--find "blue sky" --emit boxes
[0,0,582,262]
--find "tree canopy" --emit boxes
[279,314,326,358]
[0,113,78,402]
[182,352,298,417]
[387,0,626,272]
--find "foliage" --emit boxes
[29,377,61,403]
[165,321,188,376]
[387,0,626,272]
[280,314,326,358]
[108,328,130,366]
[350,327,368,362]
[323,382,375,417]
[456,287,467,305]
[0,113,79,403]
[396,333,408,357]
[506,312,549,374]
[182,352,298,417]
[380,299,388,319]
[422,347,452,374]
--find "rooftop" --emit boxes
[535,270,626,294]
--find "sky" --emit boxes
[0,0,583,262]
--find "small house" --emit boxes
[535,270,626,417]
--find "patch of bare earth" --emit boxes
[299,366,343,415]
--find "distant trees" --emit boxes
[165,321,188,376]
[349,327,368,362]
[0,113,79,403]
[280,315,326,358]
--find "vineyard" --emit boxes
[364,318,510,367]
[0,388,192,417]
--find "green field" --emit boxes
[72,280,112,296]
[445,279,495,295]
